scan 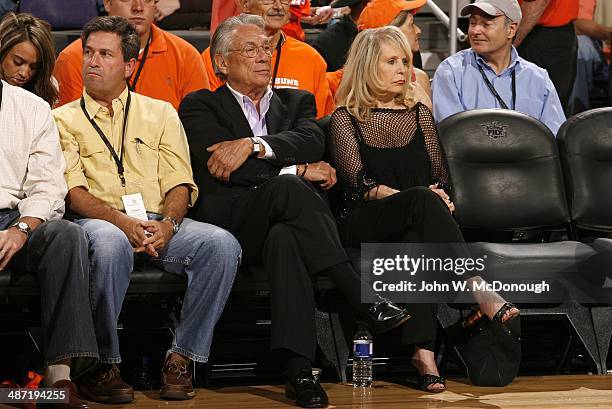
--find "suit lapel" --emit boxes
[217,86,254,139]
[266,92,289,135]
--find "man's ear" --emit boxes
[507,22,518,40]
[103,0,112,14]
[214,53,229,76]
[239,0,249,13]
[125,58,136,80]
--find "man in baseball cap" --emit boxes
[460,0,522,24]
[432,0,566,135]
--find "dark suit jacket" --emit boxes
[179,85,325,228]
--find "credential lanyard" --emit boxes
[477,63,516,110]
[0,80,3,110]
[128,32,152,92]
[270,32,284,90]
[80,92,132,187]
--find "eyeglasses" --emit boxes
[228,44,274,58]
[118,0,157,4]
[259,0,291,5]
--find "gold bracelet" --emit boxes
[301,162,309,176]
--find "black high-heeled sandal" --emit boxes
[416,374,446,393]
[492,302,520,324]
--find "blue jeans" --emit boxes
[74,216,241,363]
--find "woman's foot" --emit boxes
[479,302,520,323]
[411,348,446,393]
[467,277,520,323]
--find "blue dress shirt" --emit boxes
[432,47,566,135]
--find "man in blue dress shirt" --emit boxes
[432,0,565,135]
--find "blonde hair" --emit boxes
[336,26,416,122]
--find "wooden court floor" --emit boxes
[29,374,609,409]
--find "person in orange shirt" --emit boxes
[283,0,336,42]
[211,0,241,33]
[514,0,579,113]
[202,0,334,118]
[53,0,209,109]
[357,0,425,30]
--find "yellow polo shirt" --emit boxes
[53,87,198,213]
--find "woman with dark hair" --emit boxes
[0,12,58,105]
[330,26,519,393]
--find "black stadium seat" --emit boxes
[437,109,603,374]
[557,107,612,373]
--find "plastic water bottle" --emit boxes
[352,329,373,387]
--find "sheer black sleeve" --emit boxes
[418,103,448,185]
[329,107,378,200]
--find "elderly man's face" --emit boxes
[216,25,272,94]
[468,9,516,58]
[241,0,290,33]
[104,0,156,39]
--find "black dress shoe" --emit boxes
[285,372,329,408]
[361,298,410,334]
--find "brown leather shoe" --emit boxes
[48,379,89,409]
[75,364,133,404]
[160,354,195,400]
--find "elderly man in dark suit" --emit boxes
[179,13,409,409]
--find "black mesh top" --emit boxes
[329,102,448,219]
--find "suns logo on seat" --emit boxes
[480,121,509,139]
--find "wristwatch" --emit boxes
[161,216,180,235]
[12,221,31,238]
[250,137,262,156]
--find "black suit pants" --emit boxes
[230,175,348,360]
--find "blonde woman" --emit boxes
[329,26,518,393]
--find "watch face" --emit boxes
[18,222,29,230]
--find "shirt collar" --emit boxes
[145,24,166,56]
[226,83,274,116]
[82,86,130,118]
[472,46,520,75]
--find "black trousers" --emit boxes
[343,187,465,350]
[229,175,348,361]
[518,22,578,115]
[2,211,98,370]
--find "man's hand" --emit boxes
[155,0,180,22]
[302,6,335,25]
[140,220,174,256]
[114,214,156,255]
[299,161,337,190]
[0,228,28,271]
[207,138,253,182]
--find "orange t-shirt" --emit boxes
[211,0,241,34]
[326,69,343,97]
[519,0,579,27]
[53,25,209,109]
[202,35,334,118]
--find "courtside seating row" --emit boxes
[3,109,612,382]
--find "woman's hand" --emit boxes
[429,183,455,213]
[365,184,399,201]
[298,161,337,190]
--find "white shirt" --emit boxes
[0,81,67,221]
[227,83,297,175]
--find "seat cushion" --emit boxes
[468,241,609,303]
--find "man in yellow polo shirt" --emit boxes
[53,16,240,403]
